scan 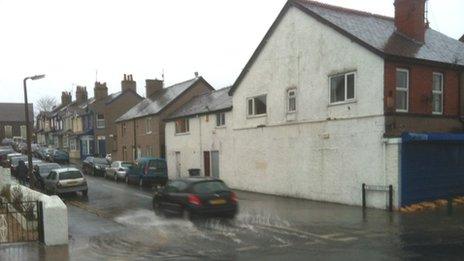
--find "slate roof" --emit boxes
[166,87,232,121]
[230,0,464,95]
[0,103,33,122]
[116,77,213,122]
[295,0,464,65]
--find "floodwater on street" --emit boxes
[1,166,464,260]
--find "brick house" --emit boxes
[173,0,464,209]
[114,76,214,162]
[87,74,143,157]
[0,103,33,141]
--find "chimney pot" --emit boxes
[121,73,137,93]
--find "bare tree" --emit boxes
[36,96,57,113]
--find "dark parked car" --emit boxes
[33,162,61,189]
[37,148,53,160]
[0,147,15,165]
[125,157,168,186]
[44,168,88,196]
[49,149,69,164]
[82,157,110,176]
[152,178,238,219]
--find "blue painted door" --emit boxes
[401,140,464,206]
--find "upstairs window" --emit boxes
[145,117,152,134]
[96,114,105,129]
[432,72,443,115]
[247,95,267,116]
[329,72,355,104]
[396,69,409,112]
[175,118,189,134]
[287,89,297,112]
[216,112,226,127]
[122,123,127,137]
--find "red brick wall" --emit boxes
[384,61,460,116]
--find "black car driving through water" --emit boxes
[152,177,238,219]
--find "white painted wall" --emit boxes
[228,6,396,208]
[166,111,233,179]
[165,6,401,209]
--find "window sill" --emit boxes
[215,126,226,129]
[246,114,267,119]
[175,132,190,136]
[328,100,357,107]
[395,109,409,113]
[432,112,443,115]
[146,131,152,135]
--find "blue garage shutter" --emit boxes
[401,133,464,206]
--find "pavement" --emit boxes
[1,160,464,260]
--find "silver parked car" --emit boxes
[104,161,134,182]
[44,168,88,196]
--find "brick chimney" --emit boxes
[145,79,163,98]
[394,0,427,43]
[61,91,72,106]
[121,74,136,93]
[94,81,108,101]
[75,86,88,104]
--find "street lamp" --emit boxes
[24,74,45,187]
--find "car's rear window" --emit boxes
[55,150,68,156]
[39,164,60,174]
[121,162,134,168]
[148,160,166,170]
[94,158,108,164]
[192,181,229,194]
[59,171,83,180]
[11,157,27,165]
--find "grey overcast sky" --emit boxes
[0,0,463,106]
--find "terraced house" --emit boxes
[114,76,214,162]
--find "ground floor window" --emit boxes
[4,125,12,138]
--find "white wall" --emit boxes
[166,111,233,178]
[228,6,395,208]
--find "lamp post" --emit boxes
[24,74,45,187]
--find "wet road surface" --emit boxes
[2,164,464,260]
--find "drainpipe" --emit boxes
[198,115,203,174]
[133,119,137,161]
[459,70,464,128]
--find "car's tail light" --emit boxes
[230,192,238,204]
[188,194,202,206]
[144,164,148,175]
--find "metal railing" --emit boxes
[0,201,43,243]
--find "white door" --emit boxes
[175,152,181,178]
[211,151,219,178]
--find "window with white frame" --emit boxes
[145,117,152,134]
[247,95,267,116]
[20,125,26,138]
[432,72,443,114]
[4,126,12,138]
[96,114,105,129]
[216,112,225,127]
[396,69,409,112]
[287,89,297,112]
[175,118,189,134]
[329,72,355,104]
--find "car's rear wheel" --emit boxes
[82,189,88,196]
[114,174,118,182]
[125,176,129,184]
[139,178,143,187]
[152,199,162,215]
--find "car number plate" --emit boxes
[209,199,226,205]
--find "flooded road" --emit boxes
[2,171,464,260]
